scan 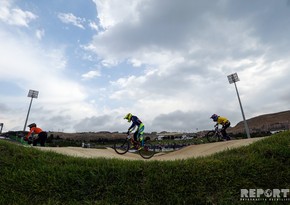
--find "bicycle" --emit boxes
[114,134,155,159]
[206,126,231,142]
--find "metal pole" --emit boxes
[23,97,33,131]
[0,123,3,134]
[234,82,251,138]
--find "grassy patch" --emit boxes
[0,132,289,204]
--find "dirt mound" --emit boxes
[229,110,290,133]
[36,137,265,161]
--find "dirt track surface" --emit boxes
[36,137,265,161]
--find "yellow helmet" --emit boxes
[124,113,133,122]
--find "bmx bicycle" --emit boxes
[113,134,155,159]
[206,126,231,142]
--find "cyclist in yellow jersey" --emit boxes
[210,114,231,140]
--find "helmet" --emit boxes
[124,113,133,122]
[210,114,218,121]
[28,123,36,128]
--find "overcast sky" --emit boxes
[1,0,290,133]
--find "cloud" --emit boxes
[82,70,101,79]
[0,103,9,113]
[0,25,96,132]
[2,0,290,133]
[88,1,252,68]
[84,0,290,131]
[0,0,37,27]
[74,113,125,132]
[36,29,45,40]
[88,21,99,31]
[151,110,210,132]
[58,13,85,29]
[92,0,143,29]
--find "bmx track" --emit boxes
[36,137,265,161]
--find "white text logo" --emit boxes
[240,189,290,201]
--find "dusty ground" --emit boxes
[36,137,265,161]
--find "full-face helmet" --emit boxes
[28,123,37,128]
[210,114,219,121]
[124,113,133,122]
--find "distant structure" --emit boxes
[156,132,196,140]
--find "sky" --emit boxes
[1,0,290,133]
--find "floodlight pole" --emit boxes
[227,73,251,138]
[23,90,39,131]
[0,123,3,134]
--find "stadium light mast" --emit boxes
[227,73,251,138]
[0,123,3,134]
[23,89,39,131]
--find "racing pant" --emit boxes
[221,121,231,140]
[33,131,48,146]
[134,123,145,143]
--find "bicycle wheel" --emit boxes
[114,138,130,154]
[139,141,155,159]
[206,131,219,143]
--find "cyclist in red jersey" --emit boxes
[25,123,47,146]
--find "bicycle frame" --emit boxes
[128,134,144,149]
[206,126,223,142]
[214,126,223,138]
[113,134,155,159]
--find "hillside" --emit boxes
[229,110,290,134]
[0,132,289,204]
